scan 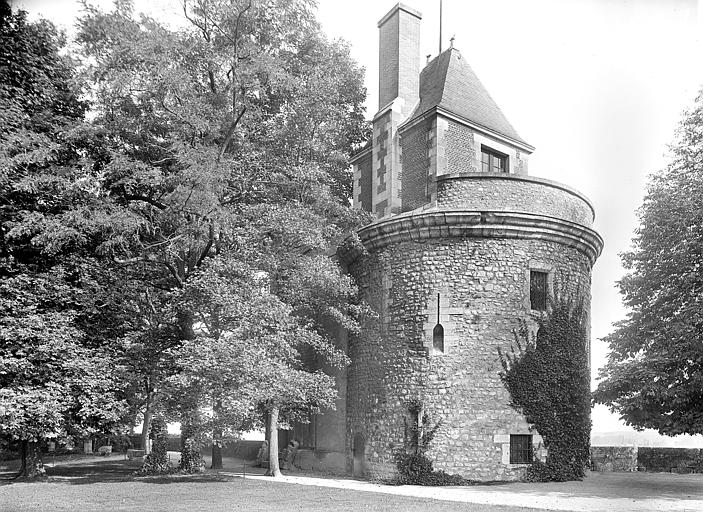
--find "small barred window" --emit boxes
[530,270,548,311]
[510,434,533,464]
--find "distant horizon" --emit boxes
[592,430,703,449]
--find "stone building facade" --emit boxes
[284,3,603,481]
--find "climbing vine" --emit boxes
[136,417,172,475]
[178,422,205,474]
[393,400,469,486]
[498,289,591,482]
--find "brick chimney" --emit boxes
[377,3,421,113]
[363,3,422,219]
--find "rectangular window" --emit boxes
[510,434,533,464]
[530,270,548,311]
[481,146,508,173]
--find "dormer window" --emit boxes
[481,146,508,173]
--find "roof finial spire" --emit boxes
[450,35,455,49]
[439,0,443,53]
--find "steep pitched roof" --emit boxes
[406,48,530,147]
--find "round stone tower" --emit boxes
[340,172,601,481]
[341,3,603,481]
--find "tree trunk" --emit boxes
[211,438,222,469]
[17,440,45,479]
[141,384,154,455]
[177,309,195,340]
[265,406,281,477]
[211,400,223,469]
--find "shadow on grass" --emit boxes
[1,458,245,486]
[46,459,138,484]
[1,457,522,489]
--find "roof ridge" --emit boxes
[408,49,452,121]
[435,49,452,108]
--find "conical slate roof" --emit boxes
[407,48,530,147]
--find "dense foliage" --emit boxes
[594,89,703,435]
[0,8,129,478]
[499,291,591,482]
[1,0,369,478]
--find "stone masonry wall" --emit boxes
[440,117,529,176]
[400,120,431,212]
[445,120,477,174]
[590,446,638,472]
[357,153,373,212]
[372,110,392,218]
[437,174,595,227]
[347,236,592,481]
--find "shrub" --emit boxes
[394,452,434,485]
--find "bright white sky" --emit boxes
[14,0,703,439]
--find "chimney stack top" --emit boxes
[378,3,422,28]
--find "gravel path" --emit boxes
[230,470,703,511]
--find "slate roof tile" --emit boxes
[407,48,529,146]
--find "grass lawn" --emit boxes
[0,459,535,512]
[4,457,702,512]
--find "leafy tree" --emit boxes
[171,253,351,472]
[0,272,128,478]
[499,290,591,481]
[0,7,130,478]
[594,89,703,435]
[75,0,368,471]
[1,0,367,479]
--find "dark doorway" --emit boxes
[352,433,365,477]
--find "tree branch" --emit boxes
[113,256,183,287]
[122,193,167,210]
[196,221,215,268]
[217,106,247,161]
[182,0,210,41]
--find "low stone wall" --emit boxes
[198,440,262,460]
[590,446,638,472]
[590,447,703,473]
[638,448,703,473]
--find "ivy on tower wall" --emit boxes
[498,287,591,481]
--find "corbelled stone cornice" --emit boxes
[339,210,604,267]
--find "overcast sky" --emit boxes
[14,0,703,438]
